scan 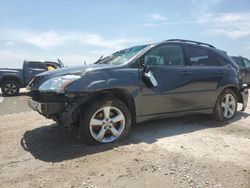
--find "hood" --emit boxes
[37,64,113,77]
[29,64,115,90]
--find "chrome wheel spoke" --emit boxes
[90,118,103,126]
[225,95,229,103]
[96,127,106,141]
[110,126,120,138]
[223,107,228,117]
[111,114,124,123]
[228,101,234,106]
[228,108,234,116]
[222,102,226,107]
[103,107,111,119]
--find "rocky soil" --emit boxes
[0,92,249,188]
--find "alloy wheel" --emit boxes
[222,93,236,119]
[4,83,18,95]
[89,106,125,143]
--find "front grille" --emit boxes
[30,91,67,103]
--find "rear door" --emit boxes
[183,45,225,109]
[24,62,47,85]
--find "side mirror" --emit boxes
[140,57,158,87]
[144,71,158,87]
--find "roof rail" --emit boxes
[166,39,215,48]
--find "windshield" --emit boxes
[97,45,150,65]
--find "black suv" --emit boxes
[231,56,250,86]
[28,39,248,144]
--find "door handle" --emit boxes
[180,71,192,76]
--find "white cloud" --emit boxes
[149,14,167,21]
[197,12,250,39]
[0,29,146,50]
[190,0,250,39]
[25,31,69,49]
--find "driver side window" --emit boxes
[144,44,185,67]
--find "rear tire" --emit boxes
[214,89,237,122]
[79,99,131,145]
[1,80,20,96]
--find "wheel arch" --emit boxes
[72,88,136,125]
[0,76,21,86]
[219,85,243,103]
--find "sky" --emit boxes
[0,0,250,68]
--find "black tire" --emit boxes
[1,80,20,96]
[214,89,238,122]
[79,99,131,145]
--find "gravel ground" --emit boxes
[0,91,249,188]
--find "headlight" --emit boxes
[39,75,81,93]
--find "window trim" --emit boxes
[142,43,186,68]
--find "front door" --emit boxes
[137,44,195,116]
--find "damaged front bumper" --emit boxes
[27,91,90,126]
[28,98,65,117]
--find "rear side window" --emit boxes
[28,62,46,69]
[185,46,220,66]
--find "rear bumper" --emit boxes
[240,88,249,111]
[28,98,65,117]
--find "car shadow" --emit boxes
[21,111,249,163]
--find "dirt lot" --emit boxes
[0,90,250,188]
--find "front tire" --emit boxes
[1,80,20,96]
[214,89,237,122]
[79,99,131,145]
